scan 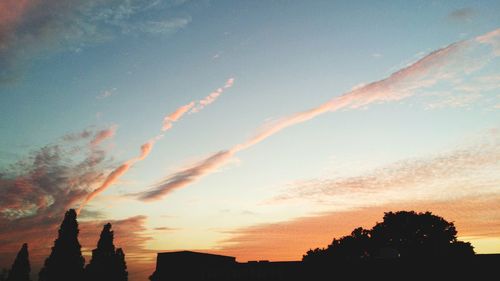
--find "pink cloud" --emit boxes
[139,150,234,201]
[161,78,235,130]
[224,78,235,88]
[476,28,500,56]
[78,139,157,213]
[191,78,235,113]
[137,29,499,202]
[90,126,117,147]
[162,102,195,131]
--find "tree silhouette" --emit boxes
[6,243,30,281]
[114,248,128,281]
[371,211,473,258]
[85,223,128,281]
[39,209,85,281]
[303,211,474,262]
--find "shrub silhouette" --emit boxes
[303,211,474,262]
[6,243,30,281]
[39,209,85,281]
[85,223,128,281]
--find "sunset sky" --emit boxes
[1,1,499,280]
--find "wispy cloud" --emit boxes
[0,128,114,269]
[0,0,192,83]
[139,150,234,201]
[271,129,500,207]
[137,29,500,202]
[96,88,117,100]
[81,77,236,210]
[161,78,235,131]
[90,125,117,147]
[448,8,476,23]
[476,28,500,56]
[77,138,158,213]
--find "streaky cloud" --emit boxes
[0,0,192,84]
[162,102,195,131]
[83,77,235,208]
[78,138,158,213]
[139,150,234,201]
[137,28,500,202]
[161,78,235,130]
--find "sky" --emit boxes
[1,0,499,280]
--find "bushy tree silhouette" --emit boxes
[303,211,474,262]
[6,243,30,281]
[85,223,128,281]
[39,209,85,281]
[371,211,473,258]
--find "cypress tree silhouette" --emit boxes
[85,223,128,281]
[6,243,30,281]
[115,248,128,281]
[39,209,85,281]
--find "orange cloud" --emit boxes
[215,195,500,262]
[78,139,157,213]
[138,29,499,202]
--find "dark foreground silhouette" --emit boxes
[2,209,127,281]
[3,210,499,281]
[150,211,499,281]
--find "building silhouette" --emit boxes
[149,251,302,281]
[149,251,500,281]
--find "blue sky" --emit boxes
[1,1,499,280]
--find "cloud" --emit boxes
[272,130,500,207]
[139,150,234,201]
[161,78,235,131]
[96,88,117,100]
[448,8,476,23]
[215,194,500,261]
[0,129,112,270]
[82,76,235,208]
[134,17,191,34]
[162,102,195,131]
[190,78,235,113]
[153,227,177,231]
[476,28,500,56]
[137,29,500,202]
[90,126,117,147]
[0,0,192,83]
[62,129,93,142]
[78,139,157,213]
[0,213,155,281]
